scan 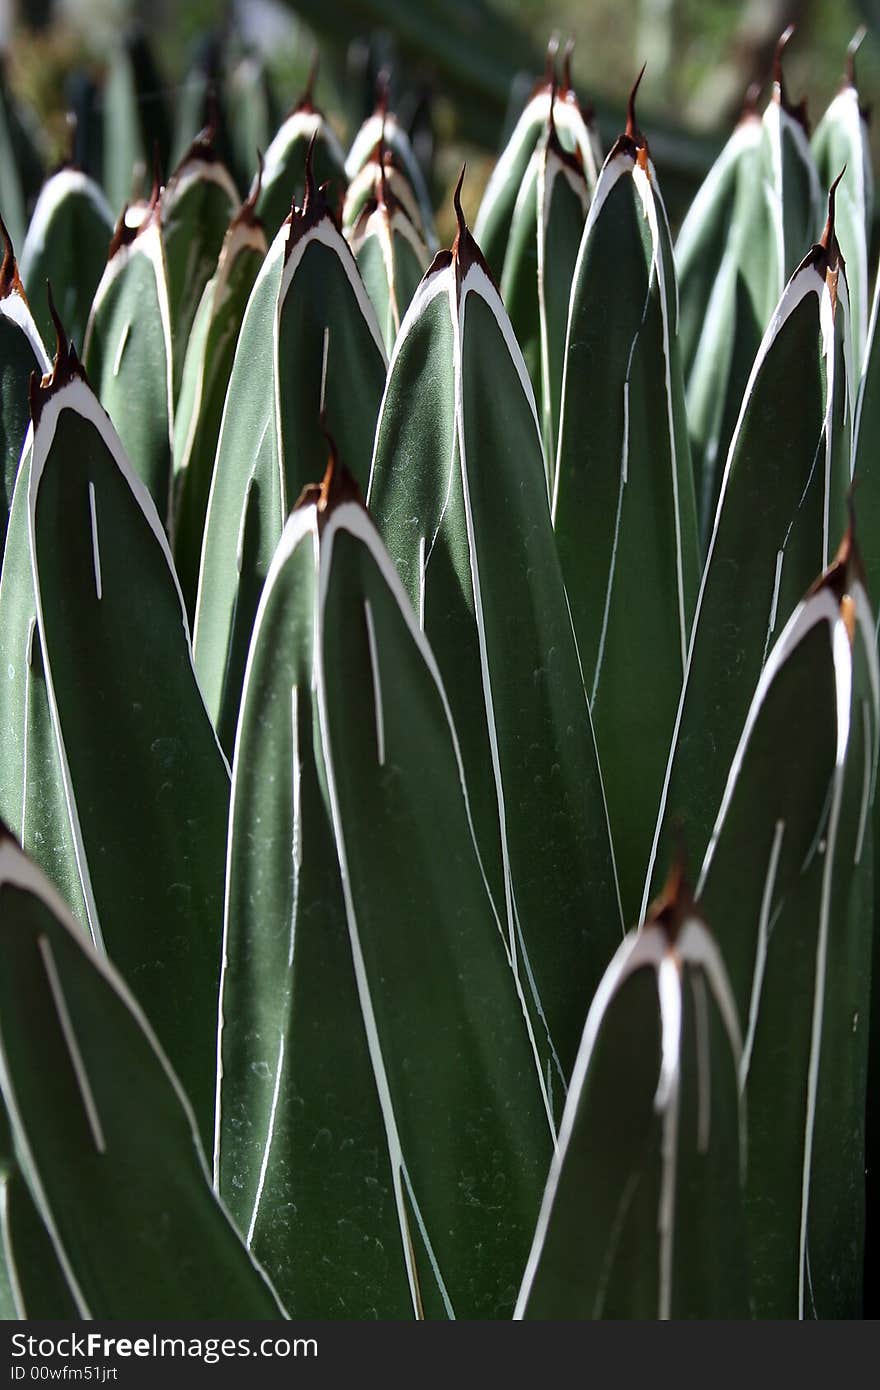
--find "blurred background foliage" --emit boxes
[3,0,880,237]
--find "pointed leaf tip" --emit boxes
[845,25,867,87]
[375,66,391,116]
[293,50,320,116]
[0,211,21,298]
[544,33,559,88]
[626,62,647,142]
[28,282,87,430]
[773,24,810,131]
[287,133,338,255]
[293,427,364,518]
[647,849,695,940]
[561,36,575,93]
[819,166,846,265]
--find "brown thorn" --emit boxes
[304,49,319,108]
[774,23,795,88]
[45,281,70,367]
[646,845,695,941]
[626,62,647,141]
[820,165,846,255]
[544,34,559,88]
[740,80,763,121]
[846,26,867,88]
[452,164,467,249]
[375,66,391,117]
[561,37,575,93]
[303,131,318,210]
[0,212,16,294]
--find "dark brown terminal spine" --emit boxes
[28,282,90,431]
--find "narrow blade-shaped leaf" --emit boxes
[760,34,824,308]
[516,871,747,1319]
[194,168,387,754]
[257,92,346,239]
[369,186,622,1105]
[1,1165,79,1318]
[346,103,436,247]
[101,30,171,214]
[161,127,239,401]
[0,445,86,928]
[0,829,284,1318]
[19,169,113,355]
[348,169,430,351]
[219,462,553,1318]
[554,102,699,920]
[697,536,878,1316]
[812,46,873,372]
[475,53,600,279]
[674,109,766,541]
[172,193,266,617]
[501,105,589,472]
[0,223,49,555]
[28,340,229,1150]
[83,196,175,525]
[643,188,851,917]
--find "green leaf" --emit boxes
[342,143,433,249]
[697,539,878,1316]
[369,189,622,1107]
[0,828,285,1318]
[194,173,387,755]
[475,67,600,279]
[218,464,553,1318]
[759,42,824,307]
[1,1165,79,1317]
[348,174,430,351]
[516,872,747,1319]
[83,199,174,526]
[27,344,230,1152]
[172,196,267,619]
[101,30,171,215]
[0,444,87,930]
[674,111,766,543]
[0,226,49,557]
[0,56,44,251]
[19,169,114,356]
[225,53,280,198]
[161,129,240,402]
[643,197,851,921]
[345,105,436,247]
[812,67,872,374]
[500,108,589,472]
[257,97,346,239]
[553,115,699,921]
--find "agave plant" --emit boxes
[0,20,878,1322]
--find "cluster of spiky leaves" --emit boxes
[0,24,878,1321]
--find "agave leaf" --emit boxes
[161,128,240,402]
[0,828,285,1318]
[348,169,430,351]
[19,169,114,355]
[643,185,851,919]
[812,47,873,374]
[172,193,266,618]
[0,223,49,556]
[219,461,552,1318]
[194,167,387,755]
[83,197,174,526]
[516,870,747,1319]
[257,89,346,239]
[0,71,29,252]
[674,110,766,542]
[760,33,824,309]
[343,144,432,247]
[346,103,436,246]
[475,52,601,279]
[554,96,699,923]
[27,340,229,1151]
[1,1165,79,1317]
[0,445,86,929]
[369,183,622,1106]
[225,53,280,198]
[101,29,171,215]
[501,105,589,472]
[697,536,878,1316]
